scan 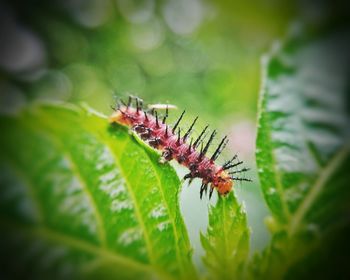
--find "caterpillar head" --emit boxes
[213,170,233,196]
[109,107,133,126]
[109,110,123,123]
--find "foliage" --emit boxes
[1,17,350,280]
[201,193,249,280]
[0,104,196,279]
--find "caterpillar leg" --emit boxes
[179,176,194,187]
[159,148,173,164]
[133,124,146,133]
[187,178,194,186]
[182,173,195,186]
[159,156,169,164]
[148,137,161,148]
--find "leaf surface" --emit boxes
[254,27,350,278]
[0,103,196,280]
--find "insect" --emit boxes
[109,96,251,199]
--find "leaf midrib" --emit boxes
[104,138,158,264]
[222,199,228,269]
[143,149,187,278]
[289,141,350,235]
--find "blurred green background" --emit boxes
[0,0,299,116]
[0,0,343,273]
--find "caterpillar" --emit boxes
[109,96,251,199]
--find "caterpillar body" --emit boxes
[109,96,251,199]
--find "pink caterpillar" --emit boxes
[109,96,251,199]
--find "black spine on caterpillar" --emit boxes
[109,96,251,199]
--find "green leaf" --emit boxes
[200,193,250,280]
[0,103,197,280]
[255,27,350,278]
